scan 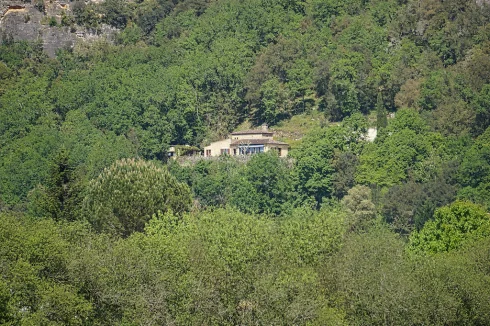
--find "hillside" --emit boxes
[1,0,490,324]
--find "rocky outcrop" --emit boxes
[0,0,117,57]
[1,4,42,40]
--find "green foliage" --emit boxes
[292,114,367,205]
[0,120,61,206]
[0,213,93,324]
[292,129,336,205]
[117,23,144,45]
[72,0,101,29]
[146,209,343,324]
[1,0,490,323]
[34,0,45,12]
[325,52,365,121]
[323,226,490,325]
[310,0,365,25]
[59,109,137,180]
[0,72,53,146]
[473,84,490,135]
[256,76,290,125]
[325,227,418,325]
[409,201,490,254]
[100,0,131,29]
[27,148,76,220]
[49,16,58,27]
[419,71,452,110]
[231,151,293,215]
[186,157,240,208]
[82,158,191,236]
[381,179,457,235]
[141,207,346,324]
[60,11,75,27]
[135,0,172,35]
[375,91,387,130]
[2,203,490,325]
[331,151,359,199]
[458,127,490,209]
[279,204,347,266]
[341,185,376,231]
[395,0,489,66]
[356,109,446,187]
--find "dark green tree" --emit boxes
[331,151,359,199]
[293,114,367,206]
[231,151,293,215]
[381,179,457,235]
[376,91,387,130]
[473,84,490,136]
[458,127,490,209]
[27,148,78,220]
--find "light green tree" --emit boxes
[341,185,377,232]
[409,201,490,254]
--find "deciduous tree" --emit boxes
[409,201,490,254]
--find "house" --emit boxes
[204,125,289,157]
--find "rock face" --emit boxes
[0,0,117,57]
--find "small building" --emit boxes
[168,145,201,160]
[204,125,289,157]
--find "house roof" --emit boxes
[230,129,273,135]
[231,138,289,146]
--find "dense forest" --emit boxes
[1,0,490,324]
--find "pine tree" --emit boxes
[82,158,191,236]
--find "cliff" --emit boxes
[0,0,117,57]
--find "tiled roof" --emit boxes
[230,129,273,135]
[231,139,289,146]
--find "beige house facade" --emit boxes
[204,126,289,157]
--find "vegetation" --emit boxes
[1,0,490,324]
[82,158,191,236]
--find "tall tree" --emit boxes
[27,148,80,221]
[376,90,387,130]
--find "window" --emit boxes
[220,148,230,155]
[206,149,211,156]
[238,145,264,155]
[278,148,282,156]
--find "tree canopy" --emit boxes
[1,0,490,323]
[82,158,191,236]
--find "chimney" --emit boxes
[261,124,268,131]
